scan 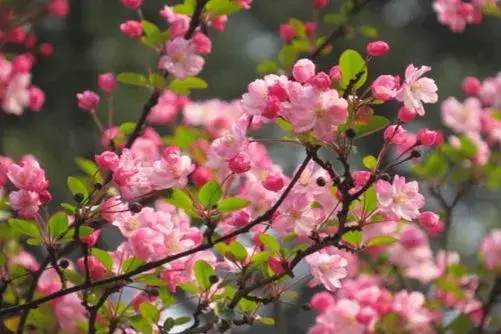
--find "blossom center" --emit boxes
[393,192,408,204]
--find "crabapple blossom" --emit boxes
[8,190,41,218]
[159,37,205,80]
[366,40,390,56]
[396,64,438,116]
[480,229,501,271]
[462,76,481,96]
[293,58,316,83]
[77,90,100,111]
[98,72,117,93]
[3,73,31,115]
[279,23,296,42]
[371,75,400,101]
[120,0,143,10]
[120,20,143,38]
[376,175,425,220]
[441,97,482,134]
[306,252,348,291]
[308,299,365,334]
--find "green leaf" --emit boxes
[206,0,242,15]
[276,119,293,132]
[227,241,247,261]
[149,73,167,89]
[366,236,397,247]
[257,317,275,326]
[278,46,298,69]
[169,77,208,95]
[119,122,136,134]
[26,238,43,246]
[445,314,474,334]
[48,213,68,239]
[323,13,345,25]
[198,180,222,207]
[179,282,200,294]
[341,230,362,246]
[122,257,145,272]
[116,72,148,87]
[163,318,175,332]
[67,176,88,198]
[141,20,160,37]
[90,248,113,271]
[218,197,250,213]
[492,111,501,120]
[8,219,40,238]
[339,49,368,91]
[359,25,379,38]
[362,155,377,170]
[140,303,160,324]
[435,277,465,299]
[288,18,306,38]
[163,126,207,150]
[250,251,271,267]
[257,60,279,74]
[63,269,85,285]
[173,316,191,325]
[129,315,152,334]
[165,189,194,212]
[353,116,390,139]
[258,234,280,253]
[194,260,215,290]
[448,263,468,277]
[75,158,101,179]
[136,274,166,286]
[459,134,477,158]
[0,253,5,267]
[78,226,94,238]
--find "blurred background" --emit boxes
[1,0,501,332]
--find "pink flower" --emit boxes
[191,32,212,55]
[48,0,69,16]
[417,128,440,146]
[419,211,443,235]
[262,172,285,192]
[462,76,481,96]
[309,72,331,90]
[329,65,342,81]
[441,97,481,134]
[396,64,438,116]
[120,0,143,10]
[8,190,41,217]
[279,24,296,42]
[313,0,329,8]
[98,72,117,93]
[285,85,348,141]
[480,229,501,271]
[28,86,45,112]
[371,75,400,101]
[273,194,323,237]
[310,292,335,313]
[81,228,102,246]
[100,196,127,223]
[392,291,434,331]
[306,252,348,291]
[95,151,120,170]
[293,58,316,83]
[3,73,31,115]
[54,293,87,332]
[151,146,195,189]
[308,299,364,334]
[159,37,205,80]
[228,153,251,174]
[398,106,417,123]
[366,41,390,56]
[129,227,168,261]
[191,166,212,186]
[383,125,408,145]
[120,20,143,38]
[76,256,109,280]
[376,175,425,220]
[241,74,289,117]
[433,0,480,32]
[77,90,100,112]
[7,159,49,192]
[147,90,181,125]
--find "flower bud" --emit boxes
[192,166,212,187]
[309,72,331,90]
[77,90,100,112]
[366,41,390,56]
[228,153,251,174]
[417,128,439,146]
[191,33,212,55]
[262,173,285,192]
[293,59,316,83]
[313,0,329,8]
[462,76,481,96]
[120,0,143,10]
[98,73,117,94]
[279,24,296,42]
[398,107,416,123]
[310,292,335,313]
[120,20,143,38]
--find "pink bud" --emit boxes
[262,173,285,192]
[293,58,316,83]
[279,24,296,42]
[211,15,228,31]
[162,145,181,160]
[398,106,416,123]
[263,96,281,119]
[81,228,102,246]
[98,73,117,94]
[384,125,407,144]
[170,19,189,38]
[39,190,52,204]
[95,151,119,170]
[352,170,371,188]
[462,76,481,96]
[366,41,390,56]
[268,83,288,101]
[305,22,317,36]
[39,43,54,57]
[24,35,37,48]
[417,128,439,146]
[400,228,426,249]
[310,292,335,313]
[77,90,100,112]
[7,27,27,44]
[12,54,33,73]
[228,210,250,227]
[419,212,443,235]
[192,166,212,186]
[313,0,329,8]
[48,0,69,16]
[29,87,45,112]
[191,33,212,55]
[120,20,143,38]
[329,65,342,81]
[268,257,287,274]
[309,72,331,90]
[120,0,143,10]
[228,153,251,174]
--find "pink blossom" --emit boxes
[310,292,335,313]
[101,196,127,223]
[228,153,251,174]
[28,86,45,112]
[396,64,438,116]
[305,21,318,36]
[376,175,424,220]
[306,252,348,291]
[54,293,87,332]
[10,251,40,271]
[120,20,143,38]
[308,299,364,334]
[241,74,289,117]
[293,58,316,83]
[95,151,120,171]
[98,72,117,93]
[279,24,296,42]
[81,228,102,246]
[3,73,31,115]
[267,257,287,274]
[329,65,342,81]
[191,166,212,186]
[147,90,181,124]
[12,54,33,73]
[392,290,435,331]
[7,159,49,192]
[441,97,482,134]
[159,37,205,80]
[313,0,329,8]
[9,190,41,217]
[309,72,331,90]
[462,76,481,96]
[191,32,212,55]
[77,90,100,112]
[366,40,390,56]
[383,125,408,145]
[417,128,440,146]
[120,0,143,10]
[210,122,248,160]
[48,0,69,16]
[419,211,443,234]
[371,75,400,101]
[398,106,417,123]
[262,172,285,192]
[150,147,195,189]
[76,256,109,280]
[285,85,348,141]
[480,229,501,271]
[433,0,480,32]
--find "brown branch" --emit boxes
[475,277,501,334]
[88,287,118,334]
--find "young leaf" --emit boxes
[362,155,377,170]
[198,180,222,207]
[341,230,363,246]
[353,116,390,139]
[8,219,40,238]
[48,213,68,239]
[258,234,280,253]
[75,158,101,180]
[257,317,276,326]
[339,49,368,90]
[194,260,215,290]
[169,77,208,95]
[227,241,247,261]
[140,303,160,324]
[67,176,88,198]
[165,189,193,212]
[218,197,250,213]
[119,122,136,134]
[116,72,148,87]
[366,236,397,247]
[90,248,113,271]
